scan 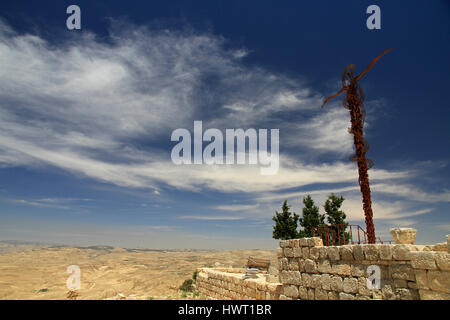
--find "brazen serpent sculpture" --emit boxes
[322,48,393,244]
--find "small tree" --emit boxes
[272,200,300,240]
[298,195,325,237]
[323,193,350,244]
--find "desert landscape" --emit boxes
[0,241,277,300]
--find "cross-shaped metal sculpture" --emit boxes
[322,48,393,244]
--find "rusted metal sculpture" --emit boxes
[322,48,393,244]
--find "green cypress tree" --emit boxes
[298,195,325,237]
[272,200,300,240]
[323,193,350,244]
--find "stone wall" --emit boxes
[196,267,282,300]
[278,237,449,300]
[196,237,449,300]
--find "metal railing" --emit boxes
[312,224,391,246]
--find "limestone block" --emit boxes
[330,275,343,292]
[364,244,381,261]
[396,288,419,300]
[389,264,415,281]
[380,244,393,260]
[284,247,294,258]
[351,264,365,277]
[432,242,447,252]
[339,246,354,261]
[435,252,450,271]
[331,263,351,276]
[320,274,331,290]
[279,270,302,285]
[311,274,321,288]
[298,286,308,300]
[315,288,328,300]
[304,259,317,273]
[392,244,414,260]
[280,240,289,248]
[419,289,450,300]
[293,247,303,258]
[339,292,356,300]
[309,237,323,247]
[290,239,301,247]
[299,238,309,247]
[278,257,288,270]
[327,247,340,261]
[343,277,358,293]
[353,245,364,261]
[381,284,395,300]
[307,288,315,300]
[317,259,332,273]
[328,291,339,300]
[310,247,320,260]
[301,273,312,287]
[358,277,372,296]
[427,270,450,293]
[393,279,408,288]
[288,259,299,271]
[302,247,310,259]
[283,285,299,298]
[279,294,289,300]
[410,252,438,270]
[297,258,305,272]
[318,247,328,259]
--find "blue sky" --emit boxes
[0,1,449,248]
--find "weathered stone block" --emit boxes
[343,277,359,293]
[410,251,438,270]
[330,275,343,292]
[307,288,315,300]
[293,247,303,258]
[339,292,356,300]
[310,237,323,247]
[331,263,351,276]
[351,264,365,277]
[302,247,310,259]
[304,259,317,273]
[353,245,364,261]
[279,270,302,285]
[310,247,320,260]
[288,259,299,271]
[315,288,328,300]
[278,257,288,270]
[301,273,312,287]
[393,279,408,288]
[380,244,393,260]
[317,259,332,273]
[311,274,321,288]
[298,286,308,300]
[321,274,331,290]
[276,248,283,258]
[396,288,419,300]
[390,264,415,281]
[298,258,305,272]
[283,285,299,298]
[381,284,395,300]
[318,247,328,259]
[392,244,413,260]
[358,277,372,296]
[280,240,289,248]
[328,291,339,300]
[419,289,450,300]
[327,247,340,261]
[435,252,450,271]
[299,238,309,247]
[427,270,450,293]
[364,244,380,261]
[284,247,294,258]
[339,246,354,261]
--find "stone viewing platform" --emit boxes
[196,234,450,300]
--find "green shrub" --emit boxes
[179,279,194,292]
